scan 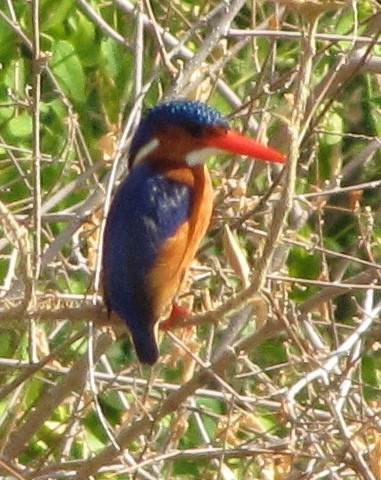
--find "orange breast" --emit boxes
[145,164,213,320]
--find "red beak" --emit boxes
[204,129,287,164]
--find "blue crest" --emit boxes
[129,100,229,165]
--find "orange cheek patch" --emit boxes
[154,127,207,164]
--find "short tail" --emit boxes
[131,328,159,365]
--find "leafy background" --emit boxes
[1,0,381,479]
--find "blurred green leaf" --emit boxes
[5,114,33,139]
[71,12,98,67]
[362,355,381,401]
[50,40,86,104]
[324,110,344,146]
[173,460,201,476]
[40,0,76,31]
[289,247,321,279]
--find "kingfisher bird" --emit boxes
[102,99,286,365]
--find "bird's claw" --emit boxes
[160,303,191,331]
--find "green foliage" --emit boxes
[51,40,87,104]
[362,354,381,401]
[289,247,321,280]
[172,459,201,476]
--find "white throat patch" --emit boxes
[133,138,160,165]
[186,147,222,167]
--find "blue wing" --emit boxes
[102,163,191,363]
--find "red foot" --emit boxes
[160,303,191,331]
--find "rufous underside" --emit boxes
[146,164,213,321]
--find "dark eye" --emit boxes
[185,122,204,137]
